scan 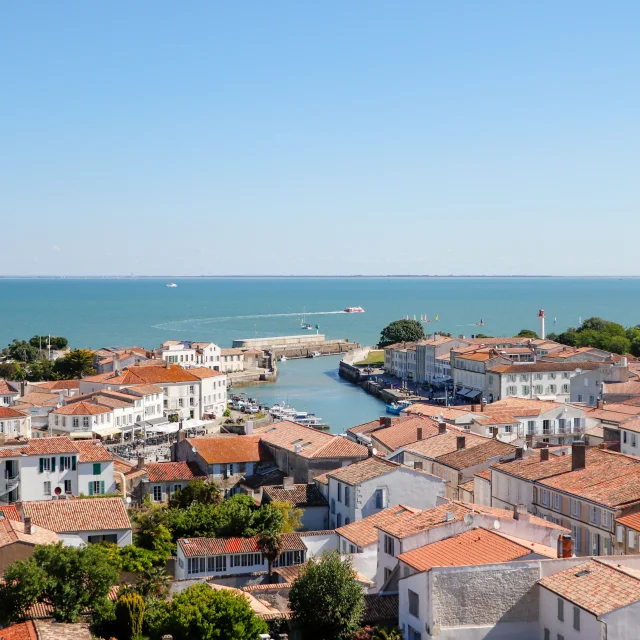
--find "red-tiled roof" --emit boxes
[370,416,441,451]
[0,504,21,521]
[0,621,38,640]
[326,457,400,485]
[0,380,19,395]
[377,502,471,539]
[23,437,79,455]
[0,407,28,419]
[262,484,327,507]
[74,440,114,463]
[53,402,111,416]
[403,431,487,460]
[487,361,605,374]
[435,439,515,471]
[145,462,206,482]
[336,505,422,548]
[21,497,131,533]
[178,533,306,557]
[255,421,368,460]
[398,528,534,571]
[186,435,268,464]
[0,516,59,549]
[33,380,80,390]
[616,511,640,531]
[539,560,640,616]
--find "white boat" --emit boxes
[279,355,287,362]
[269,403,296,419]
[166,282,178,288]
[344,306,364,313]
[311,351,321,358]
[295,416,329,429]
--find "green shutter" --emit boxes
[39,458,44,473]
[51,457,56,472]
[88,482,94,496]
[93,463,101,475]
[60,456,64,469]
[72,456,77,471]
[100,481,105,495]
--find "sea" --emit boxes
[2,277,640,433]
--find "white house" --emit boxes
[20,496,132,546]
[219,348,245,373]
[0,407,31,438]
[414,336,471,385]
[175,532,309,580]
[157,341,221,370]
[0,437,116,503]
[324,456,446,529]
[0,380,20,406]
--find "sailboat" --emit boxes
[578,316,583,326]
[553,317,557,325]
[476,318,485,326]
[300,311,313,331]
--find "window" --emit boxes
[577,394,583,402]
[331,498,335,514]
[375,489,385,509]
[528,420,535,434]
[345,486,350,507]
[571,500,581,518]
[337,483,342,503]
[89,481,104,495]
[82,416,89,428]
[60,456,76,471]
[629,530,635,549]
[506,386,517,396]
[633,434,638,448]
[557,597,564,621]
[573,606,580,631]
[624,431,628,444]
[521,385,530,395]
[561,384,569,394]
[535,385,543,394]
[572,525,582,553]
[541,490,550,506]
[535,373,543,380]
[520,374,529,382]
[384,567,392,583]
[43,481,51,496]
[554,493,561,511]
[187,557,205,575]
[337,513,342,527]
[602,511,611,529]
[408,589,419,617]
[544,629,550,640]
[548,384,557,394]
[39,458,52,473]
[88,534,117,544]
[505,425,512,433]
[345,518,350,525]
[384,535,395,556]
[178,398,184,407]
[590,506,600,525]
[93,463,102,475]
[189,385,195,394]
[64,480,72,494]
[408,627,421,640]
[549,373,556,379]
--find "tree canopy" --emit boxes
[517,329,539,339]
[0,543,118,624]
[378,319,425,348]
[289,551,365,640]
[154,583,268,640]
[28,335,68,350]
[168,479,222,509]
[547,317,640,356]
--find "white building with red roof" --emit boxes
[0,380,21,406]
[0,436,115,502]
[0,407,32,439]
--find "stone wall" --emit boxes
[432,564,540,628]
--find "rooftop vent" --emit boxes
[575,569,591,577]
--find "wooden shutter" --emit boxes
[39,458,44,473]
[88,482,94,496]
[51,457,56,472]
[72,456,77,471]
[100,481,105,495]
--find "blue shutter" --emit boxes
[88,482,94,496]
[100,481,105,495]
[51,457,56,472]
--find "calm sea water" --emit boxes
[3,277,640,432]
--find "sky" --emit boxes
[1,2,639,276]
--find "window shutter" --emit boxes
[93,463,101,475]
[72,456,77,471]
[51,457,56,472]
[60,456,64,469]
[39,458,44,473]
[89,482,94,496]
[100,481,105,495]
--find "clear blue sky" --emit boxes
[2,1,639,276]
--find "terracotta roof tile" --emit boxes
[0,504,21,521]
[0,407,29,419]
[262,484,327,507]
[0,621,38,640]
[487,361,604,374]
[336,505,421,547]
[370,416,441,451]
[377,502,471,539]
[32,380,80,390]
[74,440,113,463]
[23,437,79,455]
[82,364,205,385]
[492,448,602,482]
[474,468,492,481]
[326,457,400,485]
[616,511,640,531]
[255,421,368,460]
[13,392,60,408]
[0,517,59,549]
[53,402,111,416]
[346,419,384,437]
[403,431,487,460]
[405,404,473,420]
[397,528,534,572]
[363,594,399,624]
[602,381,640,395]
[0,380,20,395]
[178,533,305,557]
[539,560,640,616]
[186,435,268,465]
[21,497,131,533]
[145,462,206,482]
[435,439,515,471]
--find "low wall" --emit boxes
[272,339,357,359]
[233,335,326,348]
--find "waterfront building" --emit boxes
[155,340,221,370]
[0,436,115,503]
[450,346,512,402]
[79,362,227,419]
[19,496,132,547]
[219,347,245,373]
[318,456,445,529]
[415,336,471,385]
[93,347,150,373]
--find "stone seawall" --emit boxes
[271,339,358,360]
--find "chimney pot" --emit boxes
[177,428,185,443]
[481,399,487,411]
[283,476,294,490]
[24,517,32,535]
[438,421,447,435]
[597,398,604,409]
[572,442,586,471]
[515,447,523,460]
[557,533,573,559]
[457,435,466,450]
[137,455,145,470]
[417,427,423,441]
[540,448,550,462]
[513,504,528,521]
[379,417,386,426]
[245,421,254,436]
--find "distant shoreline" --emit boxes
[1,275,639,280]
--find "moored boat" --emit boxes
[344,306,364,313]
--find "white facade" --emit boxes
[59,527,132,547]
[159,341,221,370]
[539,584,601,640]
[327,467,446,529]
[415,338,470,384]
[0,409,31,438]
[621,426,640,457]
[487,369,577,403]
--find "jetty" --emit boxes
[232,334,358,360]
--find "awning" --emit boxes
[146,424,179,435]
[457,388,471,396]
[68,432,95,440]
[93,425,122,437]
[465,389,483,399]
[535,394,557,401]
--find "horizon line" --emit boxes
[2,274,640,279]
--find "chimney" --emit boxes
[438,421,447,435]
[597,398,604,409]
[245,421,254,436]
[540,448,550,462]
[417,427,423,441]
[379,417,386,426]
[526,433,533,447]
[367,443,374,458]
[471,404,478,413]
[177,428,185,443]
[137,455,145,470]
[572,442,586,471]
[0,434,5,447]
[557,533,573,559]
[481,398,487,412]
[283,476,294,490]
[515,447,523,460]
[513,504,528,521]
[383,417,393,428]
[456,435,466,450]
[24,517,32,536]
[165,359,171,369]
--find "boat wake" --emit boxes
[152,310,347,331]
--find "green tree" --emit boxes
[136,567,172,600]
[378,320,425,348]
[29,335,68,350]
[289,551,365,640]
[53,348,96,378]
[164,503,221,540]
[270,499,303,533]
[0,362,26,381]
[3,339,39,363]
[517,329,539,339]
[115,592,145,640]
[25,357,57,382]
[168,479,222,509]
[250,503,285,536]
[257,530,284,581]
[0,543,118,624]
[158,583,268,640]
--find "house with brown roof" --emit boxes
[0,511,59,573]
[322,456,445,529]
[0,380,21,406]
[0,621,93,640]
[253,420,369,483]
[262,478,328,531]
[143,461,207,503]
[0,406,32,439]
[19,496,132,547]
[368,415,442,456]
[172,433,272,496]
[27,379,80,398]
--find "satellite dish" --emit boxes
[192,446,198,453]
[372,448,378,456]
[125,496,132,504]
[493,520,501,530]
[463,513,474,526]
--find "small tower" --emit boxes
[538,309,546,340]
